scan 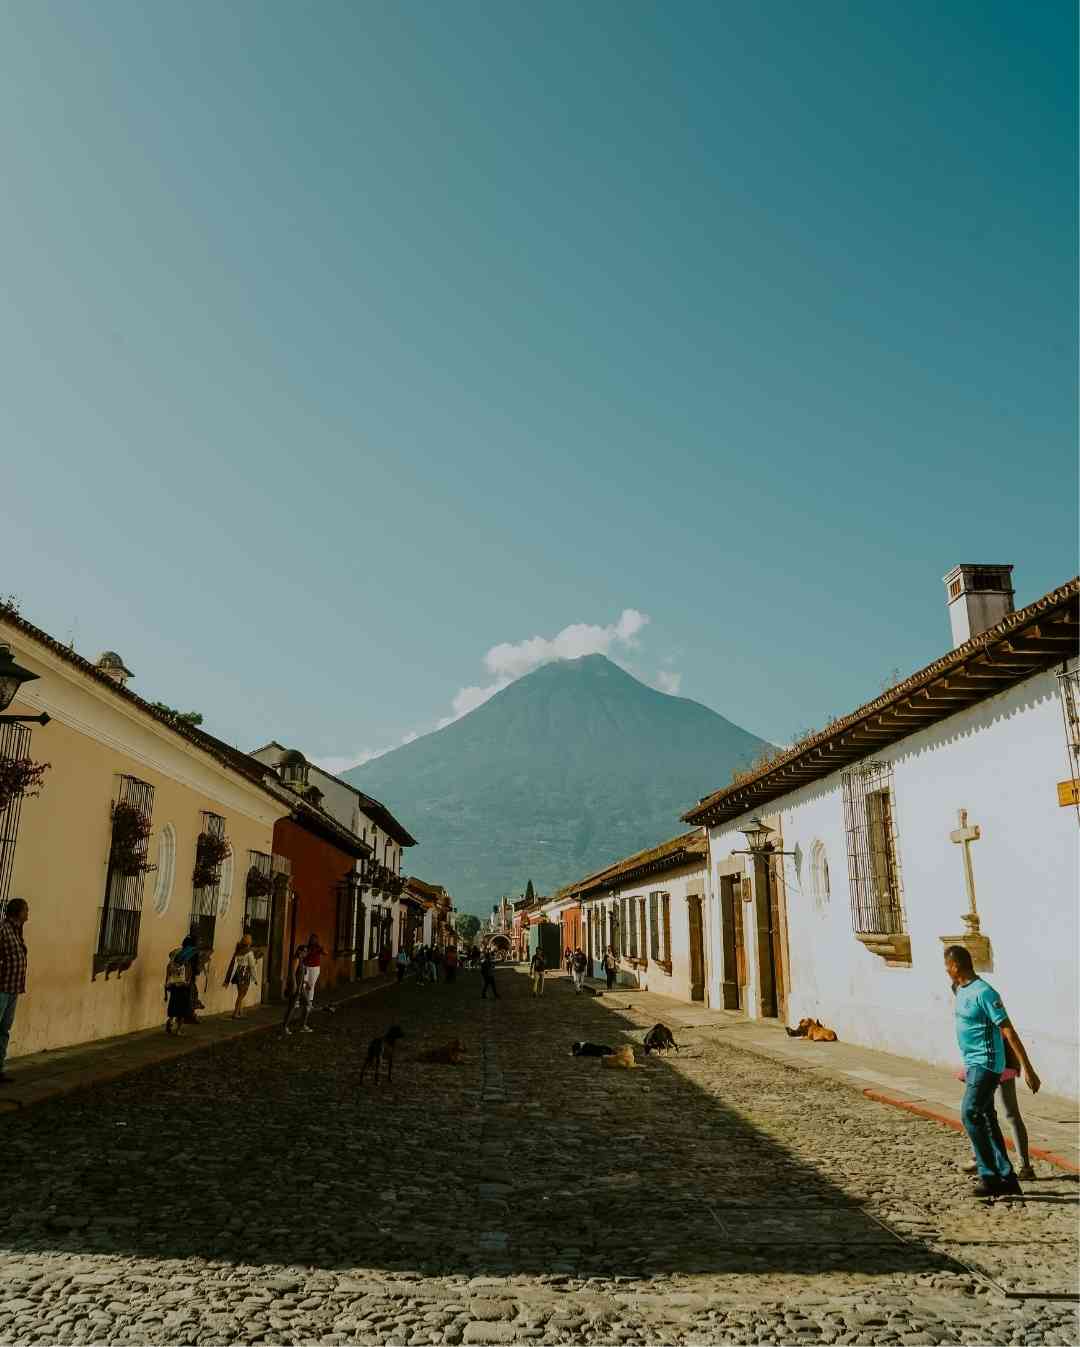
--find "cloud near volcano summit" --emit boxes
[438,608,649,727]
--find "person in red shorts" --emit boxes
[283,933,325,1035]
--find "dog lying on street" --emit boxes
[602,1045,639,1069]
[416,1038,465,1065]
[571,1041,614,1057]
[359,1024,404,1084]
[785,1017,838,1042]
[642,1023,678,1055]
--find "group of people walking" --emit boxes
[395,943,459,985]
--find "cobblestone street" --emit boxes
[0,969,1076,1346]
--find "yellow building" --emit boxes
[0,608,290,1057]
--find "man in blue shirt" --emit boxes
[945,945,1040,1199]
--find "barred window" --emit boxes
[244,851,273,947]
[638,898,647,962]
[335,874,360,954]
[97,775,155,969]
[626,897,638,958]
[649,893,660,960]
[190,811,227,951]
[842,762,906,935]
[0,722,33,911]
[661,893,671,964]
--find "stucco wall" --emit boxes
[6,672,283,1058]
[272,817,358,994]
[706,666,1079,1098]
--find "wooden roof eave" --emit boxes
[685,598,1076,829]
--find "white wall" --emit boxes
[706,666,1079,1098]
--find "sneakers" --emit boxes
[1017,1163,1036,1182]
[301,1025,314,1034]
[997,1172,1025,1201]
[961,1159,978,1175]
[970,1178,998,1199]
[283,1026,293,1036]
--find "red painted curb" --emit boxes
[862,1088,1080,1174]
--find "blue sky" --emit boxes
[1,0,1075,770]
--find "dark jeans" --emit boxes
[481,975,498,999]
[0,991,18,1072]
[605,970,616,990]
[962,1065,1013,1181]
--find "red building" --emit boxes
[270,798,371,998]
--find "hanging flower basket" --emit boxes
[109,801,156,877]
[0,755,50,813]
[192,831,231,890]
[245,865,273,899]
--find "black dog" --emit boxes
[360,1025,404,1084]
[571,1041,615,1057]
[643,1023,678,1055]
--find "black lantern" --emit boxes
[740,818,775,854]
[0,645,49,726]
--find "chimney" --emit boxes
[943,565,1014,647]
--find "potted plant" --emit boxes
[245,865,273,898]
[108,801,156,877]
[0,755,50,813]
[192,831,231,889]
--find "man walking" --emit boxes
[530,948,546,997]
[480,949,498,999]
[945,945,1038,1199]
[571,946,588,994]
[0,899,28,1084]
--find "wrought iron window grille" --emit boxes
[841,761,907,937]
[95,774,155,977]
[190,811,227,952]
[0,722,32,913]
[244,850,273,948]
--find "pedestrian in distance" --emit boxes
[572,947,588,994]
[602,945,618,991]
[944,944,1039,1200]
[480,950,498,999]
[530,948,546,997]
[444,945,458,984]
[0,898,29,1083]
[396,947,409,982]
[564,946,573,976]
[224,933,259,1019]
[164,934,200,1036]
[283,933,324,1035]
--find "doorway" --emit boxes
[719,875,746,1010]
[687,894,706,1001]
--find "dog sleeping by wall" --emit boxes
[785,1017,838,1042]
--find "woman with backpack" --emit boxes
[164,935,200,1035]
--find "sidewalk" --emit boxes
[592,983,1080,1174]
[0,971,397,1113]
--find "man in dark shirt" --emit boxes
[0,898,29,1084]
[480,950,498,1000]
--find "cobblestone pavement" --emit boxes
[0,968,1076,1345]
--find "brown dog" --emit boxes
[601,1045,639,1069]
[416,1038,466,1065]
[786,1017,838,1042]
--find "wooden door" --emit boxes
[732,878,747,1000]
[687,895,705,1001]
[720,877,741,1009]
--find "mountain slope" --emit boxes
[344,655,769,915]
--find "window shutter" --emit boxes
[649,893,660,960]
[661,894,671,963]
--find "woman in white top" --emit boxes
[225,934,259,1019]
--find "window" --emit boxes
[649,893,660,960]
[97,775,155,971]
[842,762,905,935]
[661,893,671,965]
[190,812,228,951]
[0,722,33,910]
[638,898,647,963]
[335,873,360,954]
[244,850,273,947]
[625,897,638,958]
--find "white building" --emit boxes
[250,743,416,971]
[684,568,1079,1099]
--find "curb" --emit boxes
[862,1088,1080,1174]
[0,976,397,1115]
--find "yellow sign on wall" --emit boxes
[1057,779,1080,807]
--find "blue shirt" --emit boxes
[954,977,1009,1073]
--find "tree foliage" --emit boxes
[525,879,535,903]
[454,912,481,942]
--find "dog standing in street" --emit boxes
[360,1024,404,1084]
[643,1023,678,1055]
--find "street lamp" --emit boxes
[0,645,49,726]
[740,818,775,854]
